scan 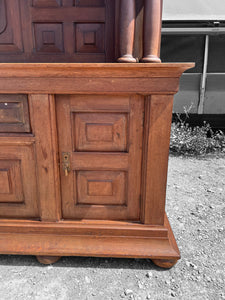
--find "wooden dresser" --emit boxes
[0,0,193,268]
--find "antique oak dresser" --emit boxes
[0,0,193,267]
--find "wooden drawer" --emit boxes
[0,95,30,133]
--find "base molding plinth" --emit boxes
[0,214,180,268]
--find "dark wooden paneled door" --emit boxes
[0,0,115,62]
[56,95,144,221]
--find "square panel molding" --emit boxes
[74,112,128,152]
[34,23,64,53]
[0,144,39,218]
[0,160,24,203]
[75,23,105,53]
[77,171,127,206]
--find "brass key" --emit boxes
[64,166,69,177]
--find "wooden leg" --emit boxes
[152,259,178,269]
[141,0,162,63]
[117,0,136,63]
[36,256,61,265]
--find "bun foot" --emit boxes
[36,256,61,265]
[152,258,178,269]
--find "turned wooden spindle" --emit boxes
[141,0,163,63]
[117,0,136,63]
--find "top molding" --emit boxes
[0,63,194,78]
[0,63,194,94]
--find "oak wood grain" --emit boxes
[141,95,174,225]
[0,219,168,238]
[0,63,195,78]
[29,94,61,222]
[0,142,39,218]
[0,213,179,261]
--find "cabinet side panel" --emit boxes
[141,95,174,225]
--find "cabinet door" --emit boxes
[56,95,144,221]
[0,143,39,219]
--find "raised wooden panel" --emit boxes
[77,171,126,205]
[75,23,105,53]
[74,0,105,6]
[0,160,24,203]
[0,170,10,194]
[34,23,64,53]
[0,95,30,133]
[0,0,23,54]
[33,0,61,7]
[74,113,128,152]
[0,143,39,219]
[0,0,6,34]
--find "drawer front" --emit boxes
[0,95,30,132]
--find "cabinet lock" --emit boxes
[62,152,71,176]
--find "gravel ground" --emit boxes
[0,154,224,300]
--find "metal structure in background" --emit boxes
[161,0,225,117]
